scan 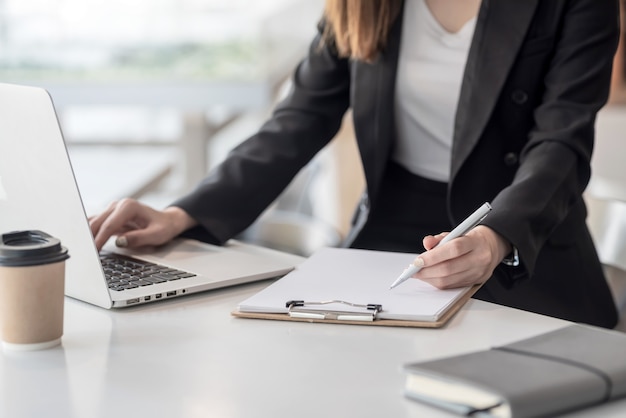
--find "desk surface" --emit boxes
[1,280,625,418]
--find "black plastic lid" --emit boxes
[0,230,70,267]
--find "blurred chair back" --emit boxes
[586,196,626,332]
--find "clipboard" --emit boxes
[232,247,482,328]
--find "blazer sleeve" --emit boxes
[171,23,351,244]
[482,0,620,275]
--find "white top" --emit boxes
[393,0,477,182]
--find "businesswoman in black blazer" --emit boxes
[91,0,620,328]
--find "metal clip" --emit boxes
[285,300,383,322]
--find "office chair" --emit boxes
[585,195,626,332]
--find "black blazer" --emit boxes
[174,0,620,327]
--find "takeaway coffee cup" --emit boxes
[0,230,69,351]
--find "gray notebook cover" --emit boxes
[403,324,626,418]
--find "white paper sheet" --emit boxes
[237,247,472,322]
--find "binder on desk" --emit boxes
[232,247,480,328]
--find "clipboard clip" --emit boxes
[285,300,383,322]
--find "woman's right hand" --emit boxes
[89,198,198,252]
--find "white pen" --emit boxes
[389,202,492,290]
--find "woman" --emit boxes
[91,0,620,328]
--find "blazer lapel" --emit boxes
[451,0,539,181]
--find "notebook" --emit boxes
[402,324,626,417]
[234,247,479,327]
[0,82,300,309]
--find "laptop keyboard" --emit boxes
[100,252,197,291]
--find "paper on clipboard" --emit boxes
[235,247,478,326]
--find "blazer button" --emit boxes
[511,89,528,105]
[504,152,519,166]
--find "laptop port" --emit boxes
[166,291,177,297]
[155,294,162,299]
[127,298,140,305]
[144,296,151,301]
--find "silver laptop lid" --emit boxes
[0,83,113,308]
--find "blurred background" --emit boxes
[0,0,365,255]
[0,0,625,294]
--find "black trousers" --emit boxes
[351,162,452,253]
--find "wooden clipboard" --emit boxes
[232,283,479,328]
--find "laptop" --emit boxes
[0,82,301,308]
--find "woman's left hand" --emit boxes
[411,225,512,289]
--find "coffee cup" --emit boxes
[0,230,69,351]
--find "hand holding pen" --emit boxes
[389,202,493,290]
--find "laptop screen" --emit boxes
[0,83,113,308]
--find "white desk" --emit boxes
[1,281,625,418]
